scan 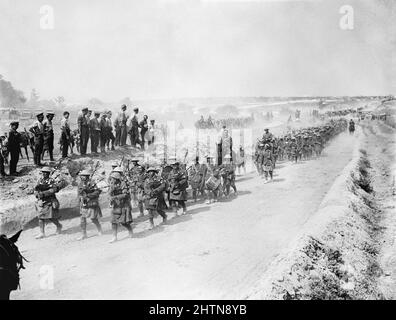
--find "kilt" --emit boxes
[111,206,133,224]
[169,189,187,201]
[144,196,167,211]
[35,198,60,220]
[80,204,102,219]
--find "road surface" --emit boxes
[12,131,357,299]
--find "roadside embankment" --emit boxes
[247,127,386,299]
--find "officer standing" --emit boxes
[106,111,115,151]
[143,167,168,229]
[99,112,108,153]
[90,111,101,154]
[129,107,140,148]
[108,167,133,243]
[60,111,71,159]
[34,167,63,239]
[78,107,89,155]
[8,121,21,176]
[77,170,103,240]
[42,111,55,161]
[114,105,128,147]
[29,112,45,167]
[139,114,148,150]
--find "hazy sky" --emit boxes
[0,0,394,102]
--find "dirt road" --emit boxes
[12,131,358,300]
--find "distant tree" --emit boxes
[0,74,27,108]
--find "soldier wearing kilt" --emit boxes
[189,156,207,202]
[220,154,237,196]
[255,142,265,176]
[288,137,298,163]
[204,155,221,204]
[108,167,133,243]
[262,144,274,183]
[34,167,63,239]
[168,159,188,215]
[130,159,146,218]
[143,167,168,229]
[77,170,103,240]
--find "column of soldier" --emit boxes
[32,150,238,243]
[0,104,156,177]
[254,118,348,183]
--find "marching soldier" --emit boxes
[42,111,55,161]
[189,156,207,202]
[143,167,168,229]
[262,144,274,183]
[349,119,355,134]
[60,111,71,159]
[205,164,221,204]
[289,137,299,163]
[78,107,89,155]
[220,154,237,196]
[255,142,265,176]
[77,170,103,240]
[8,121,21,176]
[108,167,133,243]
[129,159,145,217]
[34,167,63,239]
[29,112,45,167]
[168,159,188,215]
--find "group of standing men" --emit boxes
[1,111,72,177]
[77,104,156,156]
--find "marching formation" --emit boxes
[254,119,348,183]
[30,117,350,243]
[32,153,239,242]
